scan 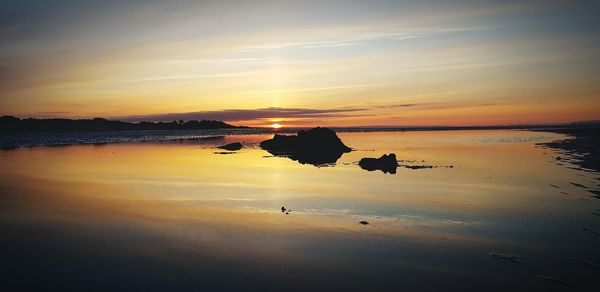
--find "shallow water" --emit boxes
[1,130,599,291]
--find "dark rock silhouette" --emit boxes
[0,115,244,133]
[260,127,351,166]
[218,142,243,151]
[359,221,369,225]
[359,153,398,174]
[399,164,434,169]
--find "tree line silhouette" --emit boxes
[0,116,245,133]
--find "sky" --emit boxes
[1,0,599,127]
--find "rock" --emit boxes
[218,142,243,151]
[260,127,351,166]
[359,221,369,225]
[359,153,398,174]
[281,206,286,213]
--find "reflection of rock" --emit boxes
[218,142,243,151]
[260,127,351,166]
[399,164,434,169]
[359,153,398,174]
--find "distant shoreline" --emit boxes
[1,122,599,149]
[0,116,247,134]
[2,115,599,134]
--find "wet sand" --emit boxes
[537,125,600,199]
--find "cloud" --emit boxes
[235,27,484,53]
[120,107,368,122]
[376,103,419,108]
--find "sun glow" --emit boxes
[270,123,282,129]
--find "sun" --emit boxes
[270,123,282,129]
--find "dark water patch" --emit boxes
[559,256,600,269]
[538,275,572,287]
[489,253,523,263]
[581,227,600,236]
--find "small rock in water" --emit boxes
[359,221,369,225]
[218,142,243,151]
[359,153,398,174]
[281,206,286,213]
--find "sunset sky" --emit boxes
[1,0,599,127]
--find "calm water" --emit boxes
[1,130,599,291]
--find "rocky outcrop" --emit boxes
[359,153,398,174]
[217,142,243,151]
[260,127,351,166]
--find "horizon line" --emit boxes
[3,114,600,130]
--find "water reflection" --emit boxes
[1,130,600,290]
[262,148,346,166]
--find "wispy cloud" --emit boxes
[120,107,368,122]
[236,27,482,52]
[376,103,419,108]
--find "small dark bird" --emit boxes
[281,206,286,212]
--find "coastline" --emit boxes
[2,124,599,149]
